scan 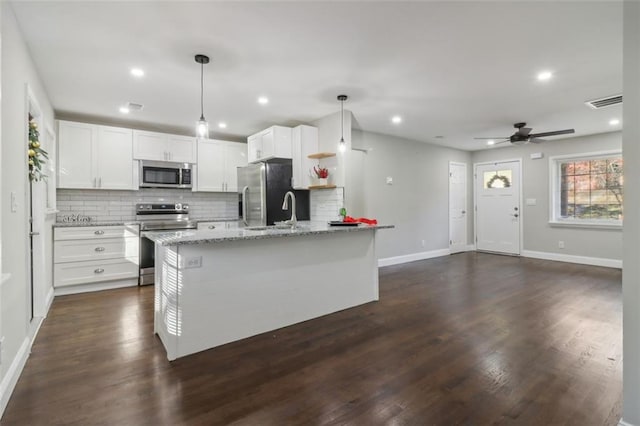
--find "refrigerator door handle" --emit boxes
[242,185,249,226]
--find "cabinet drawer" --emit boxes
[54,225,139,241]
[54,237,139,263]
[54,258,139,288]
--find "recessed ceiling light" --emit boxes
[487,140,495,145]
[258,96,269,105]
[391,115,402,124]
[218,122,227,129]
[130,68,145,77]
[537,70,553,81]
[119,106,130,114]
[609,118,620,126]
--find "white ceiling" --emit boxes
[11,1,622,151]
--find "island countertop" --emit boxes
[144,222,394,246]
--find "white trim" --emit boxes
[53,278,138,296]
[521,249,622,269]
[548,149,623,225]
[548,220,622,230]
[465,244,476,252]
[378,248,450,267]
[618,420,635,426]
[0,338,30,417]
[473,158,523,255]
[44,286,55,314]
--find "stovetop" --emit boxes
[136,202,196,231]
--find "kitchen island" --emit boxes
[145,222,393,360]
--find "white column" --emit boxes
[622,2,640,425]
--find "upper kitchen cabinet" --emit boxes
[133,130,196,163]
[247,126,292,163]
[291,125,318,189]
[58,120,135,190]
[196,139,247,192]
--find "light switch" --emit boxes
[526,198,537,206]
[530,152,544,160]
[386,177,393,185]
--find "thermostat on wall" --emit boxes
[530,152,544,160]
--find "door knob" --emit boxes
[461,210,466,214]
[29,231,40,236]
[511,213,519,218]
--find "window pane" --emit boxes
[484,170,512,189]
[591,173,607,190]
[561,162,575,176]
[561,176,574,191]
[591,159,607,174]
[574,161,590,175]
[575,175,590,192]
[589,205,609,219]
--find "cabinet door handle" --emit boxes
[208,225,216,229]
[94,230,105,235]
[95,247,105,252]
[93,177,97,187]
[94,268,105,274]
[98,177,102,188]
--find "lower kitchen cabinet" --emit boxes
[53,224,139,291]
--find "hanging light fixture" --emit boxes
[195,54,210,138]
[337,94,348,152]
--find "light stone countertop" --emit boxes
[143,222,394,246]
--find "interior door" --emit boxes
[476,160,521,255]
[449,162,467,253]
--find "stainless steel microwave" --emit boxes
[139,161,192,189]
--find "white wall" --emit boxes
[352,129,472,260]
[0,2,54,415]
[622,1,640,424]
[471,132,622,262]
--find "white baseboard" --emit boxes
[44,286,54,314]
[619,420,635,426]
[0,337,30,417]
[54,278,138,296]
[521,250,622,269]
[378,248,450,267]
[465,244,476,252]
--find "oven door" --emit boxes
[139,233,155,285]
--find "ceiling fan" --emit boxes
[475,122,575,145]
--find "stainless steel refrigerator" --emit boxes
[238,161,310,226]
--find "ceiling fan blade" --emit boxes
[529,138,546,144]
[494,140,510,145]
[517,127,532,136]
[528,129,575,138]
[474,137,508,140]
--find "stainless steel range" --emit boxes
[137,203,196,285]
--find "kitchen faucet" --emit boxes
[282,191,297,228]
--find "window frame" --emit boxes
[549,150,623,230]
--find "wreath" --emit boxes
[28,117,49,182]
[487,174,510,188]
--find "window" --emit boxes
[483,170,512,189]
[550,151,623,227]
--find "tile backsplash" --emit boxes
[56,189,238,223]
[310,188,344,222]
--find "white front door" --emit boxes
[449,162,467,254]
[475,160,521,255]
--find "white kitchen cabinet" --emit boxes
[196,139,247,192]
[133,130,196,163]
[53,224,139,290]
[292,125,319,189]
[58,121,134,190]
[247,126,292,163]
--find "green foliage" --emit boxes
[28,119,49,182]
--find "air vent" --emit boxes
[585,94,622,109]
[127,102,144,111]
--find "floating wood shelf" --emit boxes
[307,152,336,159]
[308,184,337,190]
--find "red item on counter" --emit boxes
[343,216,378,225]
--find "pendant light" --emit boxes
[337,94,348,152]
[195,54,210,139]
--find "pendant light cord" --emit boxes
[340,98,344,142]
[200,62,204,120]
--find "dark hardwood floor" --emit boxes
[1,252,622,425]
